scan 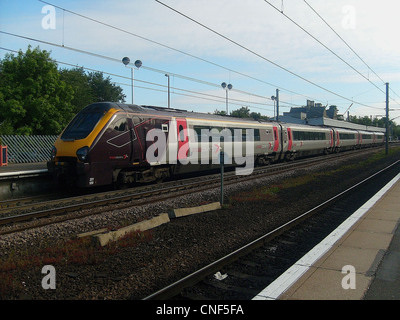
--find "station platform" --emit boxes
[254,171,400,300]
[0,162,48,177]
[0,162,51,200]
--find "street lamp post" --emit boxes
[165,74,170,108]
[221,82,233,114]
[271,89,280,121]
[271,96,276,119]
[386,82,389,155]
[122,57,142,104]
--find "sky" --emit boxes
[1,0,400,122]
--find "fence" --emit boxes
[0,135,58,163]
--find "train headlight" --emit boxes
[76,146,89,162]
[51,146,57,160]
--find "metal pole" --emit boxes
[226,90,228,114]
[220,151,224,206]
[168,76,170,108]
[276,89,280,122]
[386,82,389,155]
[165,74,170,108]
[131,68,134,104]
[273,100,276,119]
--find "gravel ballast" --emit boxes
[1,147,399,300]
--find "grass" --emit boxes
[230,147,400,204]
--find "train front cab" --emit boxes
[48,103,121,187]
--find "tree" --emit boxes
[60,67,126,114]
[230,106,250,118]
[0,46,74,135]
[214,109,227,116]
[87,71,126,103]
[0,46,127,135]
[59,67,94,114]
[250,112,262,120]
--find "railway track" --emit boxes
[143,159,400,300]
[0,147,386,235]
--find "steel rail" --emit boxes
[0,147,388,234]
[143,159,400,300]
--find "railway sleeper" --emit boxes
[202,278,260,297]
[226,270,273,283]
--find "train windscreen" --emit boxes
[61,110,105,141]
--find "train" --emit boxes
[47,102,385,188]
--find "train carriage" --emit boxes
[358,130,375,148]
[172,114,281,173]
[284,124,333,159]
[332,128,358,152]
[48,102,387,188]
[372,132,385,146]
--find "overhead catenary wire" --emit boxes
[113,80,286,112]
[38,0,390,110]
[37,0,316,103]
[263,0,385,96]
[4,1,392,113]
[38,0,391,111]
[302,0,386,85]
[301,0,400,108]
[0,46,289,114]
[0,30,281,105]
[154,0,382,111]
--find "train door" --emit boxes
[176,118,189,161]
[287,128,293,151]
[330,130,334,151]
[273,126,279,152]
[336,130,340,152]
[105,114,132,163]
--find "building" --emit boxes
[279,100,385,133]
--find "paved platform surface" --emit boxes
[254,171,400,300]
[0,162,48,176]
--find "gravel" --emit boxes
[1,148,399,299]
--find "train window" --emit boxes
[61,111,104,140]
[179,125,185,142]
[112,118,128,132]
[339,133,356,140]
[293,131,326,141]
[210,127,226,143]
[242,129,247,140]
[162,124,169,132]
[131,116,141,125]
[194,126,211,142]
[240,128,259,141]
